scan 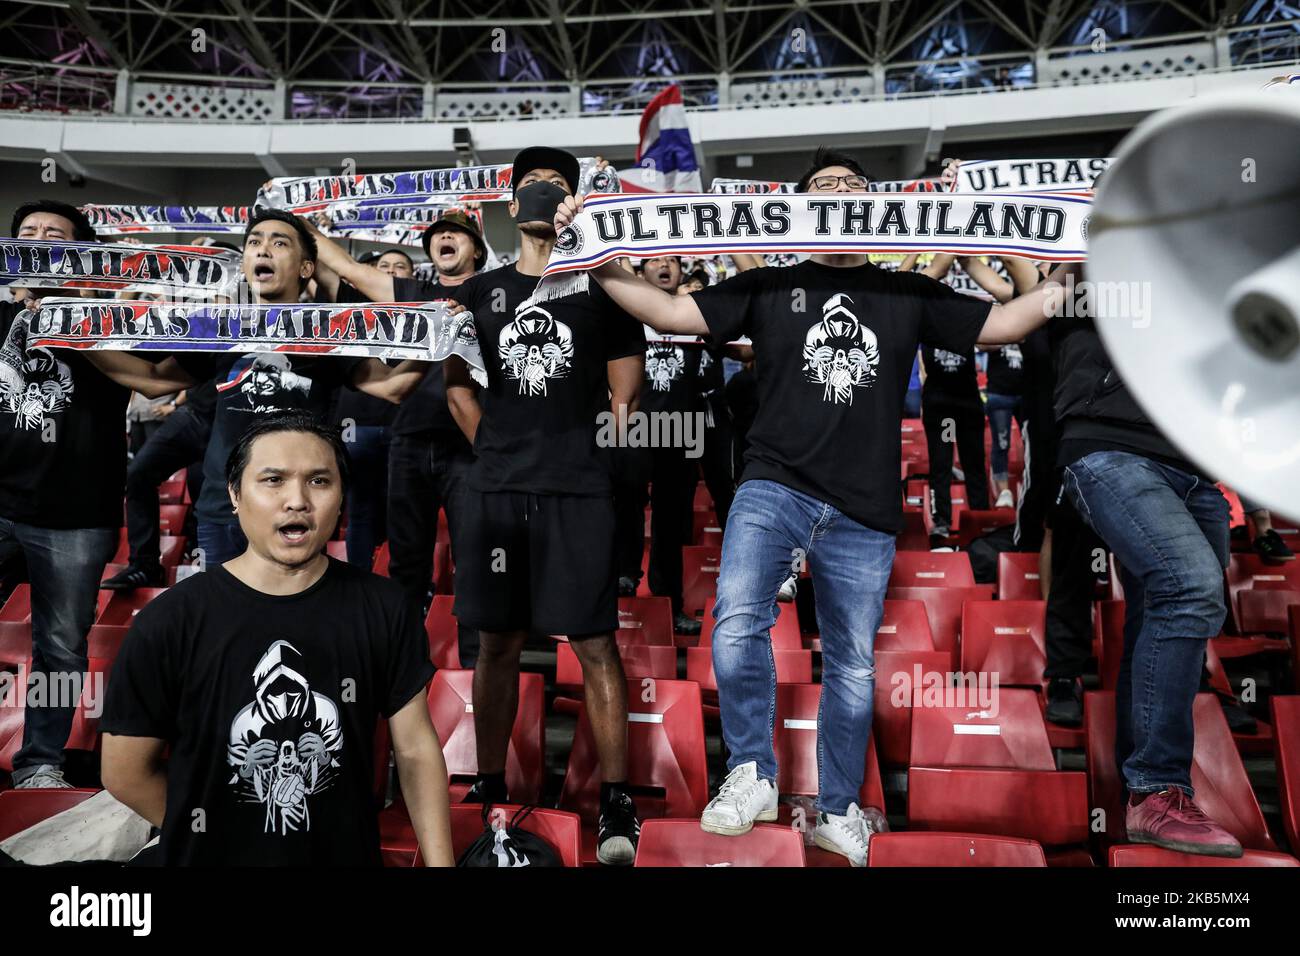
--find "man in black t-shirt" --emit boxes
[1,201,189,790]
[88,211,432,568]
[440,148,647,865]
[101,413,453,865]
[920,343,989,548]
[306,210,486,666]
[611,256,707,635]
[560,146,1076,866]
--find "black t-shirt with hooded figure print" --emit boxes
[0,300,131,529]
[100,558,434,866]
[450,265,645,496]
[692,260,990,534]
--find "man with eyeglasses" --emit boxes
[556,146,1077,865]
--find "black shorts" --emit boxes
[453,490,618,635]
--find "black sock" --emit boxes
[600,781,629,808]
[477,772,508,801]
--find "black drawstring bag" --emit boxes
[456,804,563,868]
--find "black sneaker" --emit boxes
[929,528,953,552]
[596,791,640,866]
[617,576,640,597]
[1253,529,1295,564]
[673,612,701,636]
[1045,677,1083,727]
[1219,697,1258,735]
[101,564,164,590]
[461,778,509,805]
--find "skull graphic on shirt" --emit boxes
[498,305,574,397]
[932,348,967,371]
[227,640,343,836]
[645,343,686,392]
[801,293,880,405]
[0,319,74,431]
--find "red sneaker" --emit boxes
[1126,788,1244,858]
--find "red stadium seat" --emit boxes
[412,804,584,867]
[556,641,676,695]
[1271,695,1300,853]
[698,597,802,649]
[425,668,544,805]
[886,585,995,665]
[157,503,189,536]
[959,600,1047,688]
[559,677,708,825]
[63,624,130,752]
[158,471,186,505]
[997,551,1044,602]
[0,585,31,622]
[1237,588,1300,635]
[686,647,813,695]
[1293,605,1300,692]
[423,595,461,670]
[372,542,391,577]
[1095,599,1126,691]
[907,689,1090,849]
[0,789,101,842]
[774,683,885,811]
[873,600,935,652]
[1225,553,1300,633]
[0,621,31,771]
[616,596,675,646]
[1109,845,1298,867]
[680,546,722,619]
[1085,690,1276,854]
[889,551,975,589]
[873,649,953,768]
[96,588,168,626]
[868,832,1048,867]
[955,510,1014,550]
[634,819,806,867]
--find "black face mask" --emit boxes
[514,180,569,225]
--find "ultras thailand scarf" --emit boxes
[256,157,621,215]
[14,298,484,368]
[80,205,250,236]
[522,191,1090,308]
[0,239,242,296]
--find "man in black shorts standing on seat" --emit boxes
[442,147,646,864]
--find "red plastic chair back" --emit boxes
[634,819,806,867]
[868,831,1047,867]
[959,600,1047,687]
[997,551,1044,602]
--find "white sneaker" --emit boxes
[776,575,798,603]
[700,762,778,835]
[15,765,73,789]
[995,489,1015,509]
[813,802,878,867]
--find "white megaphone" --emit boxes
[1087,88,1300,517]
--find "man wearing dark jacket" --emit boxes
[1055,301,1243,858]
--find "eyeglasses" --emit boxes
[809,174,869,190]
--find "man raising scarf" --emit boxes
[555,146,1078,866]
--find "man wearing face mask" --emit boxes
[440,147,647,865]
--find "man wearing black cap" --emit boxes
[0,201,190,789]
[440,147,646,864]
[305,210,487,667]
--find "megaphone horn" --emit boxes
[1088,90,1300,517]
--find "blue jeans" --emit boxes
[0,517,116,780]
[712,479,894,815]
[985,392,1023,482]
[196,521,248,567]
[1062,450,1229,796]
[345,425,390,570]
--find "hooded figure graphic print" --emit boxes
[498,305,574,397]
[801,293,880,405]
[227,640,344,835]
[645,342,686,392]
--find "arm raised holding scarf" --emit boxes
[553,195,1079,345]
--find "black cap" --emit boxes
[11,200,97,242]
[421,209,487,268]
[510,146,581,198]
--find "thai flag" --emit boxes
[630,85,702,193]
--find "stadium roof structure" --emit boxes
[1,0,1295,117]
